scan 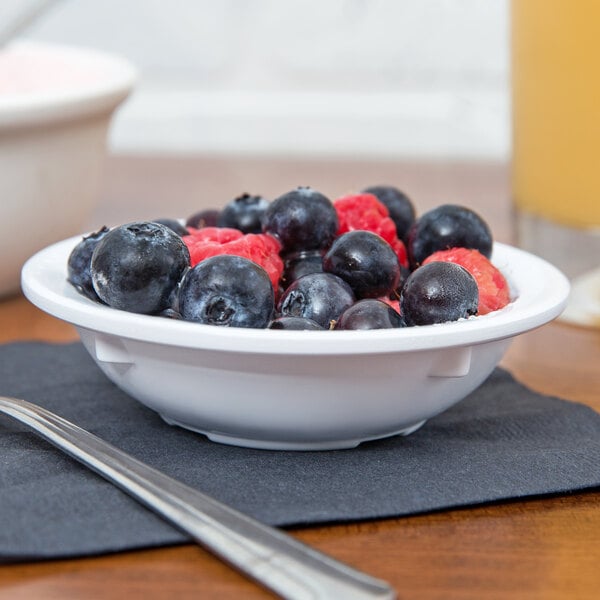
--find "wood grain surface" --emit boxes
[1,156,598,600]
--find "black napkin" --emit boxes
[1,341,599,562]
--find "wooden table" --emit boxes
[1,156,599,599]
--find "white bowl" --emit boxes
[0,41,136,297]
[21,236,570,450]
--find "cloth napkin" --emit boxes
[1,341,599,562]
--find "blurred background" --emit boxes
[3,1,598,320]
[2,0,509,160]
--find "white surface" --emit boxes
[111,88,508,159]
[12,0,509,159]
[560,267,600,328]
[21,238,569,450]
[0,41,136,296]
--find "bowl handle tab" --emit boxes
[428,346,472,378]
[93,334,132,365]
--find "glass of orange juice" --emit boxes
[512,0,600,327]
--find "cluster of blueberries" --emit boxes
[67,186,493,330]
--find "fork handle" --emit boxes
[0,396,395,600]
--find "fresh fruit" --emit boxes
[333,193,408,267]
[423,247,510,315]
[152,218,189,237]
[378,296,401,314]
[67,184,509,331]
[178,255,274,328]
[217,193,269,233]
[67,226,110,301]
[335,299,405,330]
[277,272,355,329]
[407,204,493,268]
[186,209,220,229]
[183,227,283,290]
[361,185,415,241]
[262,187,338,254]
[281,250,323,287]
[390,263,411,303]
[91,222,190,314]
[323,230,400,299]
[268,316,324,330]
[400,261,479,326]
[185,226,244,246]
[158,308,182,319]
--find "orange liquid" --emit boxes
[512,0,600,228]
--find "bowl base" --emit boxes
[160,414,427,451]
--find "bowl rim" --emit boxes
[0,41,137,129]
[21,235,570,356]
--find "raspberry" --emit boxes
[423,247,510,315]
[183,227,283,290]
[333,193,409,268]
[185,227,244,245]
[378,296,401,314]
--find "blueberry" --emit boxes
[178,255,274,328]
[323,230,400,299]
[400,261,479,326]
[217,193,269,233]
[186,209,220,229]
[281,250,323,287]
[390,263,411,301]
[362,185,415,241]
[335,299,405,330]
[152,218,189,237]
[277,272,355,329]
[91,221,190,314]
[407,204,493,268]
[262,187,338,254]
[268,316,324,330]
[158,308,182,320]
[67,226,110,301]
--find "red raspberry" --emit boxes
[378,296,401,314]
[333,193,409,268]
[183,227,283,290]
[423,247,510,315]
[185,227,244,245]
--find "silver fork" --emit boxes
[0,396,395,600]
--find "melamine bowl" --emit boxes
[21,236,570,450]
